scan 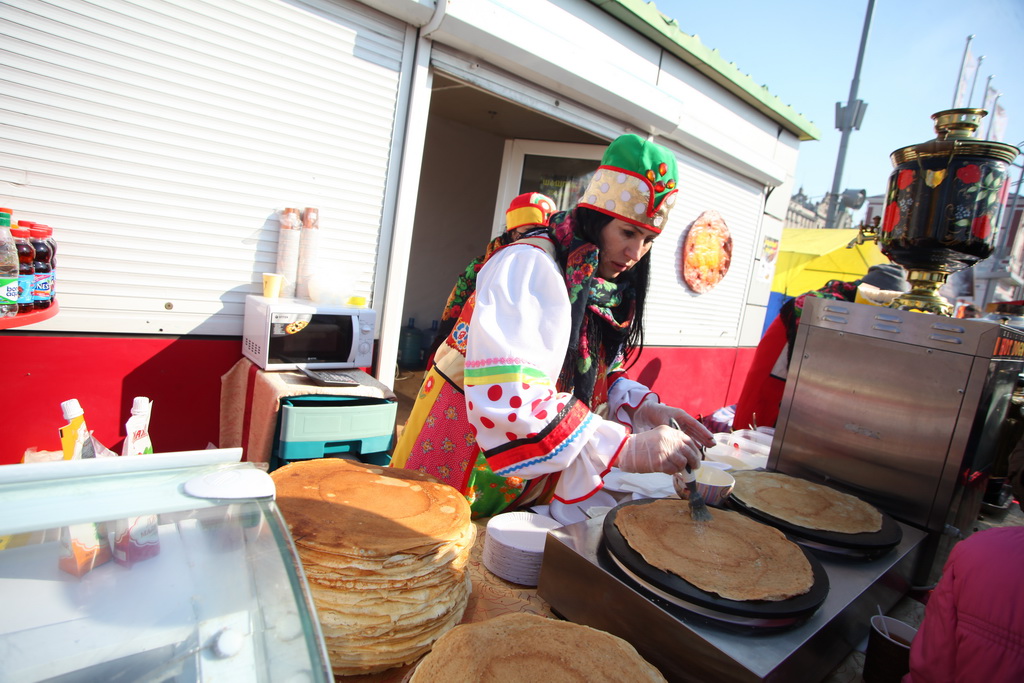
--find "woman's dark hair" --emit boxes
[572,207,651,367]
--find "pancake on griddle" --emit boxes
[272,459,474,676]
[731,470,882,534]
[408,613,667,682]
[614,499,813,602]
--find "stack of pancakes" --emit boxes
[408,613,666,682]
[271,459,475,676]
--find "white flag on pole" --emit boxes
[954,46,978,107]
[982,83,999,113]
[990,103,1008,142]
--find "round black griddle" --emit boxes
[726,490,903,560]
[601,499,829,628]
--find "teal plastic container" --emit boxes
[271,395,397,471]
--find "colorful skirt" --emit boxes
[391,366,553,517]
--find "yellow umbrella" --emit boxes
[771,228,890,297]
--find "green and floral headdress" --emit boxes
[579,134,679,233]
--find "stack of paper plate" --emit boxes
[483,512,561,586]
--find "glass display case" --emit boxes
[0,449,331,682]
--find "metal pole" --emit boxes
[825,0,875,230]
[1011,163,1024,300]
[989,154,1024,307]
[952,35,974,107]
[1000,157,1024,255]
[967,55,985,107]
[982,74,995,110]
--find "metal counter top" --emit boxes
[537,515,926,683]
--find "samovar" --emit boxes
[861,108,1020,315]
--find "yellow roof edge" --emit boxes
[589,0,821,141]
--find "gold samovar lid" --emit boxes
[891,108,1019,166]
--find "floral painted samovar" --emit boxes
[876,108,1019,315]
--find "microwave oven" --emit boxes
[242,295,376,371]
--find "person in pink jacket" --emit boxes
[904,519,1024,680]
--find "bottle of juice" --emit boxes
[11,227,34,315]
[42,225,56,304]
[29,226,53,310]
[0,209,18,318]
[23,223,56,304]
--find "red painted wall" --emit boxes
[1,334,242,465]
[630,345,755,422]
[0,334,756,466]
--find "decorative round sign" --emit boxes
[682,209,733,293]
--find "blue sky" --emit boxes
[654,0,1024,216]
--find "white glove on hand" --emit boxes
[617,426,702,475]
[632,395,716,449]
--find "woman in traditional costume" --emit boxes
[425,192,559,366]
[391,134,714,517]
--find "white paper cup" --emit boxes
[677,467,735,507]
[262,272,283,298]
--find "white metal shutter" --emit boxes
[1,0,408,335]
[645,144,765,348]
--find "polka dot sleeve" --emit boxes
[465,243,628,501]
